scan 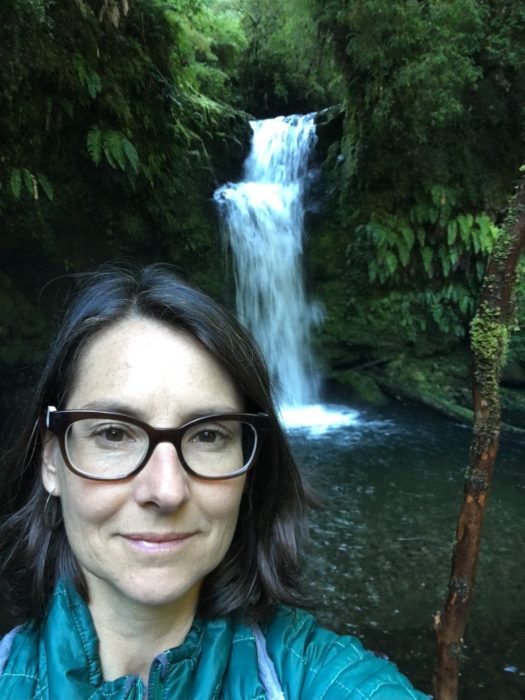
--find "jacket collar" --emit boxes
[40,579,236,698]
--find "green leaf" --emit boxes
[87,70,102,99]
[396,239,410,267]
[75,56,102,99]
[457,213,473,246]
[476,259,486,281]
[36,173,54,201]
[87,126,103,165]
[410,203,428,224]
[22,169,37,199]
[459,293,471,315]
[427,206,439,224]
[122,137,139,173]
[384,251,398,276]
[476,213,497,254]
[9,169,22,199]
[368,222,385,245]
[399,224,415,251]
[439,246,451,277]
[430,184,444,207]
[421,247,433,277]
[447,219,458,245]
[103,131,126,170]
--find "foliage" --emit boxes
[1,0,524,372]
[236,0,340,116]
[166,0,247,105]
[0,0,251,368]
[312,0,525,343]
[507,256,525,364]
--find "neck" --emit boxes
[87,583,200,683]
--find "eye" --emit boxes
[99,426,128,442]
[185,421,234,448]
[89,422,137,444]
[192,427,228,444]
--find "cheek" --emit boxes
[59,474,124,534]
[199,479,246,528]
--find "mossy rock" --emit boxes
[336,369,390,407]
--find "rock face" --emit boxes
[206,109,253,188]
[314,106,345,159]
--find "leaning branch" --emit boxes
[433,175,525,700]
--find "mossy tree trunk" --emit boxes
[433,176,525,700]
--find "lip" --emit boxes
[122,532,196,552]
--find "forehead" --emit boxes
[65,317,242,415]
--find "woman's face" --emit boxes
[41,317,246,617]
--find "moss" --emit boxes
[470,303,509,400]
[337,369,390,406]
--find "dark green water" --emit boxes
[291,403,525,700]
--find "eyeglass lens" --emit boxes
[64,417,257,479]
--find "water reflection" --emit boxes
[290,403,525,699]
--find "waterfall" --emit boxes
[214,114,323,408]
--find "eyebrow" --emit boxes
[73,400,245,423]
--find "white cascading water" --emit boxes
[215,114,357,432]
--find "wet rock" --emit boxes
[337,369,390,407]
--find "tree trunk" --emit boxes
[433,176,525,700]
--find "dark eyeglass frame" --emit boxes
[45,406,270,481]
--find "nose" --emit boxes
[133,441,190,511]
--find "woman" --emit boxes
[0,265,428,699]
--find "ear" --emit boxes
[41,433,61,497]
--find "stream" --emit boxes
[292,401,525,700]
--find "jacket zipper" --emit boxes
[146,661,163,700]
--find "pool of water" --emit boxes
[289,403,525,699]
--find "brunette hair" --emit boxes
[0,265,313,624]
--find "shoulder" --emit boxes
[0,624,43,699]
[0,623,40,676]
[263,607,429,700]
[0,627,21,675]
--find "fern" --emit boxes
[399,224,415,251]
[421,247,433,277]
[22,169,38,199]
[87,127,103,165]
[457,213,473,245]
[447,220,458,245]
[8,168,52,201]
[75,55,102,99]
[122,138,139,173]
[36,174,54,201]
[9,169,22,199]
[103,131,124,169]
[397,239,411,267]
[87,128,140,176]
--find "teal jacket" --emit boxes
[0,580,429,699]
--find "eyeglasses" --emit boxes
[45,406,270,481]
